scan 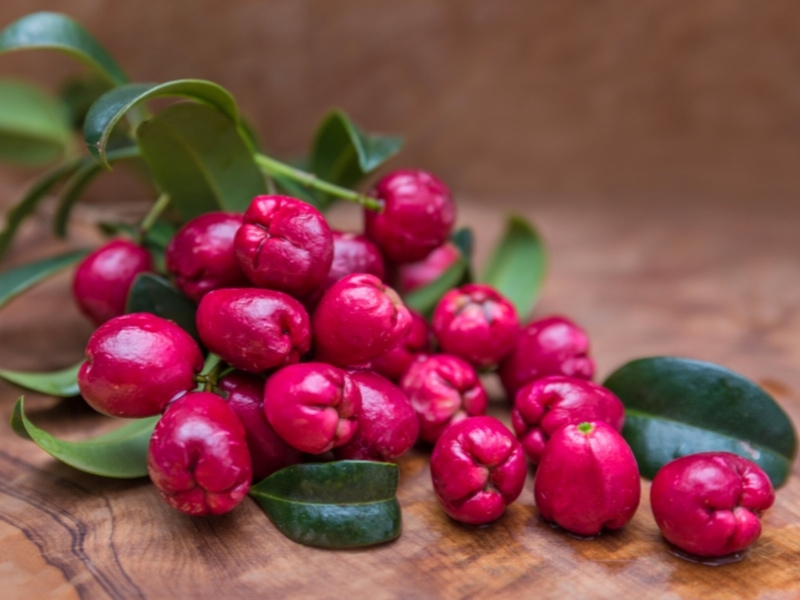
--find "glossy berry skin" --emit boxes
[432,283,520,369]
[165,211,249,302]
[264,363,361,455]
[196,288,310,373]
[511,376,625,467]
[334,370,419,462]
[72,239,152,326]
[312,273,412,368]
[499,315,595,400]
[534,421,641,536]
[396,242,460,294]
[78,313,203,418]
[401,354,488,444]
[365,169,456,264]
[327,230,386,288]
[147,392,252,516]
[430,416,526,525]
[369,310,431,382]
[234,195,333,298]
[650,452,775,557]
[218,372,303,481]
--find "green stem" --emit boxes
[139,193,171,235]
[254,153,382,211]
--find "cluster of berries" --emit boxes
[70,168,774,559]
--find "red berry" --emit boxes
[196,288,311,373]
[430,416,526,525]
[365,169,456,264]
[72,239,152,326]
[234,195,333,298]
[369,310,431,382]
[534,421,640,536]
[78,313,203,418]
[499,315,595,399]
[401,354,488,444]
[147,392,252,516]
[432,283,520,369]
[396,242,460,294]
[218,372,303,481]
[650,452,775,557]
[264,362,361,454]
[511,376,624,467]
[165,211,249,302]
[334,370,419,462]
[312,273,412,368]
[326,230,386,288]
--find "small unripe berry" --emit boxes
[78,313,203,418]
[147,392,252,516]
[72,239,152,326]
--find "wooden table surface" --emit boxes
[0,194,798,599]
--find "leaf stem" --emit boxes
[139,192,171,235]
[254,153,382,211]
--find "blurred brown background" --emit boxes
[1,0,799,210]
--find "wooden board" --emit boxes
[0,198,798,599]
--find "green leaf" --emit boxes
[0,362,81,397]
[136,103,266,220]
[0,12,128,86]
[310,110,402,207]
[0,80,74,165]
[0,249,88,310]
[53,145,141,238]
[58,74,113,129]
[402,255,469,317]
[11,397,156,478]
[0,155,85,260]
[451,227,474,259]
[125,273,199,342]
[249,461,401,549]
[603,356,798,488]
[480,215,546,322]
[84,80,240,166]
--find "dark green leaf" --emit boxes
[59,74,113,129]
[136,103,266,220]
[125,273,199,342]
[480,215,546,322]
[0,155,85,260]
[403,255,469,317]
[0,80,74,165]
[0,362,81,397]
[84,80,240,165]
[272,173,322,208]
[53,145,141,238]
[603,356,798,488]
[310,110,402,207]
[451,227,474,259]
[11,397,156,478]
[0,12,128,86]
[0,249,88,310]
[249,460,401,549]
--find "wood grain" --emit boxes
[0,199,798,599]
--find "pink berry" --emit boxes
[234,195,333,298]
[650,452,775,557]
[218,372,303,481]
[78,313,203,418]
[534,421,641,536]
[499,315,595,400]
[511,376,624,467]
[196,288,310,373]
[327,230,386,288]
[401,354,488,444]
[165,211,249,302]
[264,363,361,455]
[312,273,412,368]
[72,239,152,326]
[430,416,526,525]
[369,310,431,382]
[334,370,419,462]
[365,169,456,264]
[432,283,520,369]
[396,242,461,294]
[147,392,252,516]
